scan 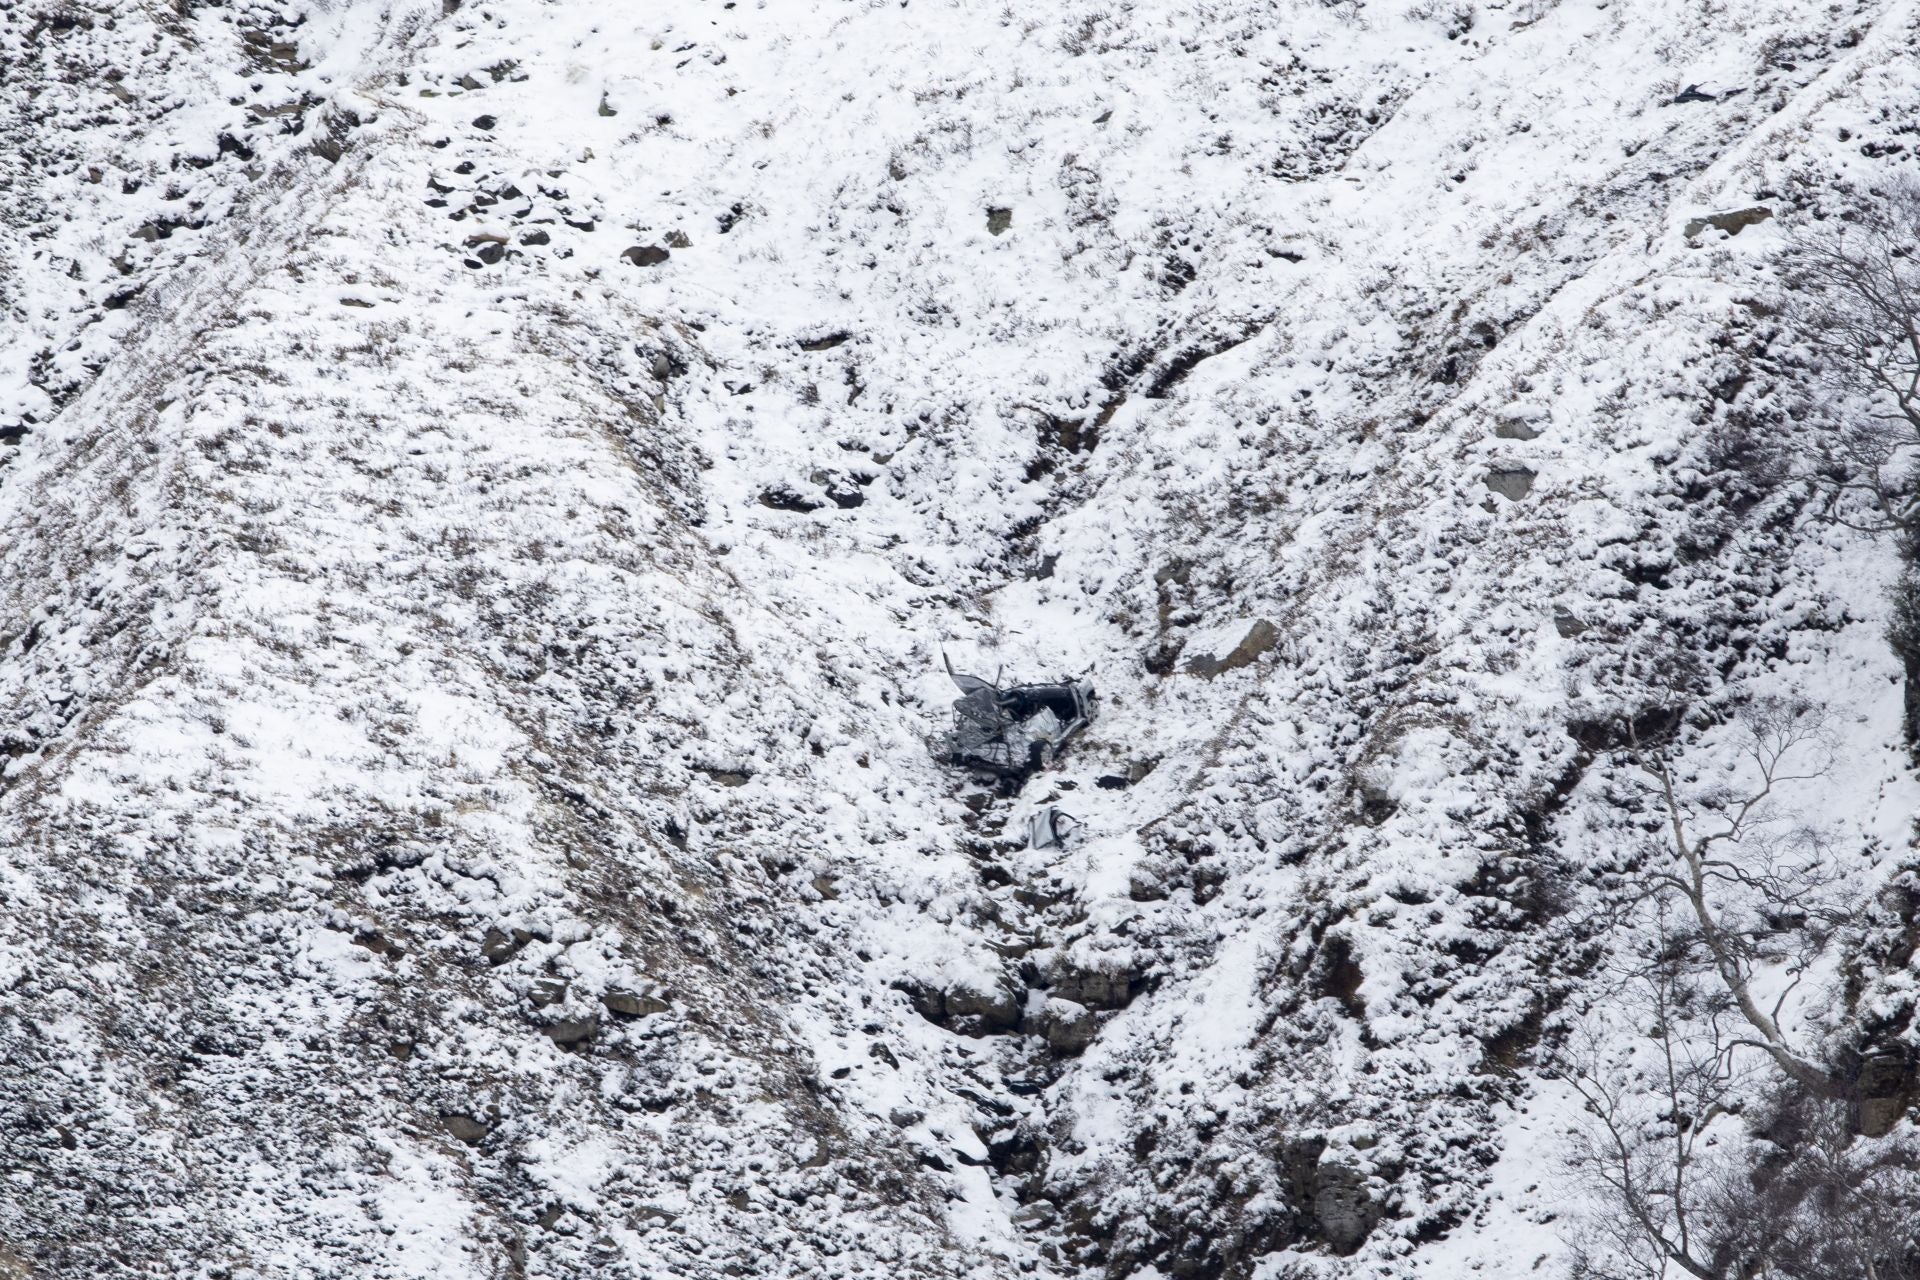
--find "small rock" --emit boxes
[1312,1162,1379,1254]
[664,230,692,249]
[442,1112,492,1145]
[602,990,670,1019]
[1184,618,1279,679]
[520,229,551,246]
[758,486,823,514]
[986,207,1013,236]
[530,977,569,1008]
[1493,405,1543,440]
[1128,869,1170,902]
[1484,467,1536,501]
[543,1016,599,1047]
[1552,606,1589,639]
[481,927,530,965]
[888,1105,926,1128]
[1684,206,1771,240]
[1033,998,1098,1055]
[471,114,497,130]
[623,245,670,267]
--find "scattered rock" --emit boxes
[1045,957,1145,1011]
[520,229,550,246]
[465,238,507,267]
[888,1105,926,1128]
[1493,406,1543,440]
[1031,997,1098,1055]
[807,469,868,509]
[542,1016,599,1048]
[758,486,823,514]
[665,230,692,249]
[1312,1162,1379,1254]
[622,245,670,267]
[602,989,670,1018]
[481,927,531,965]
[530,977,569,1007]
[1684,206,1772,240]
[1856,1048,1913,1137]
[1128,865,1171,902]
[1552,606,1589,639]
[986,207,1013,236]
[1671,83,1717,104]
[442,1112,493,1145]
[471,114,497,131]
[798,332,851,352]
[899,978,1022,1035]
[1184,618,1279,679]
[1484,467,1536,500]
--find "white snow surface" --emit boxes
[3,0,1920,1276]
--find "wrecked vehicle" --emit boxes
[938,655,1094,781]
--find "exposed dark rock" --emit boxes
[623,245,670,267]
[758,486,823,514]
[986,207,1012,236]
[1184,619,1279,678]
[442,1112,493,1145]
[542,1016,599,1048]
[1484,467,1536,500]
[897,978,1022,1035]
[1684,206,1772,239]
[480,927,531,965]
[602,990,670,1019]
[1311,1161,1379,1254]
[1031,997,1098,1055]
[1854,1048,1914,1137]
[1044,957,1145,1011]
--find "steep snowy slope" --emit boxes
[3,0,1919,1277]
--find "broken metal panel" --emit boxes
[1028,807,1079,850]
[937,656,1094,780]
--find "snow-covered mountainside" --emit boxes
[5,0,1920,1276]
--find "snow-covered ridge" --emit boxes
[3,0,1918,1276]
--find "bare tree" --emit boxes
[1780,181,1920,536]
[1629,700,1852,1099]
[1561,905,1754,1280]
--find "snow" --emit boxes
[3,0,1920,1274]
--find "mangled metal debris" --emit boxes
[1027,807,1080,850]
[938,654,1094,781]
